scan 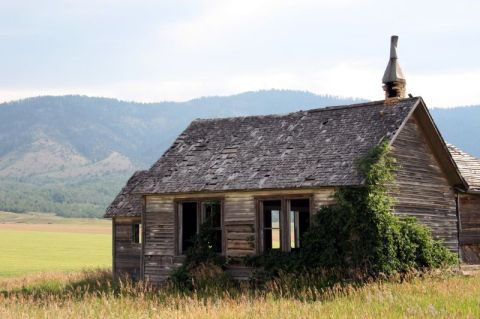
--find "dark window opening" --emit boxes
[289,199,310,249]
[262,200,282,251]
[178,200,223,255]
[181,202,198,253]
[132,224,142,244]
[203,201,222,253]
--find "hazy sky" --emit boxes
[1,0,479,107]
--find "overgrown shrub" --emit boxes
[249,142,456,280]
[169,214,232,290]
[171,142,456,288]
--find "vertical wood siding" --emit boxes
[391,116,458,252]
[113,217,142,280]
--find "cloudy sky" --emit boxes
[1,0,479,107]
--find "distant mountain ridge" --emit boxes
[429,105,480,159]
[0,91,366,170]
[0,90,478,217]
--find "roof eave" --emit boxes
[132,183,364,196]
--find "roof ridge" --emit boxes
[308,97,419,113]
[192,97,421,123]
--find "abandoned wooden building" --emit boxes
[105,36,480,283]
[448,144,480,263]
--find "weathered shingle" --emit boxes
[104,170,148,217]
[133,98,420,194]
[448,144,480,192]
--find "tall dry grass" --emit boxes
[0,269,479,318]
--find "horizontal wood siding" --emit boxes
[224,193,256,257]
[391,116,458,252]
[459,194,480,263]
[114,217,141,280]
[459,194,480,241]
[144,196,176,283]
[144,188,335,283]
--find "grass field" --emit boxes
[1,211,480,318]
[0,211,111,277]
[0,269,479,318]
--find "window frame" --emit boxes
[258,199,283,253]
[132,223,141,244]
[175,198,225,256]
[256,195,313,253]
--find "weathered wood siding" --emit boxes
[143,188,335,283]
[143,196,177,283]
[113,217,142,280]
[391,115,458,251]
[459,193,480,263]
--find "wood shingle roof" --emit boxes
[132,97,420,195]
[104,170,147,218]
[448,144,480,192]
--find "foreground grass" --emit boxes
[0,270,479,318]
[0,212,111,277]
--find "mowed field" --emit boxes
[0,211,111,277]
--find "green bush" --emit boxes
[249,142,457,280]
[169,213,231,290]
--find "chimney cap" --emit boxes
[382,35,406,84]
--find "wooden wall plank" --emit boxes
[391,115,458,252]
[143,188,335,283]
[113,217,142,280]
[459,193,480,263]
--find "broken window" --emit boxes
[203,201,223,253]
[178,200,223,254]
[180,202,198,253]
[132,223,142,244]
[289,199,310,249]
[259,198,310,252]
[262,200,282,251]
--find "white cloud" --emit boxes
[158,0,362,49]
[409,70,480,107]
[1,0,479,108]
[3,64,479,108]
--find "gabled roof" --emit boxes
[133,98,420,194]
[447,144,480,192]
[104,170,147,218]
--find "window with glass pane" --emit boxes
[289,199,310,249]
[262,200,282,251]
[203,200,222,253]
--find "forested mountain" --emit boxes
[429,106,480,159]
[0,90,477,217]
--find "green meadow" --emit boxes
[0,212,111,277]
[1,211,480,318]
